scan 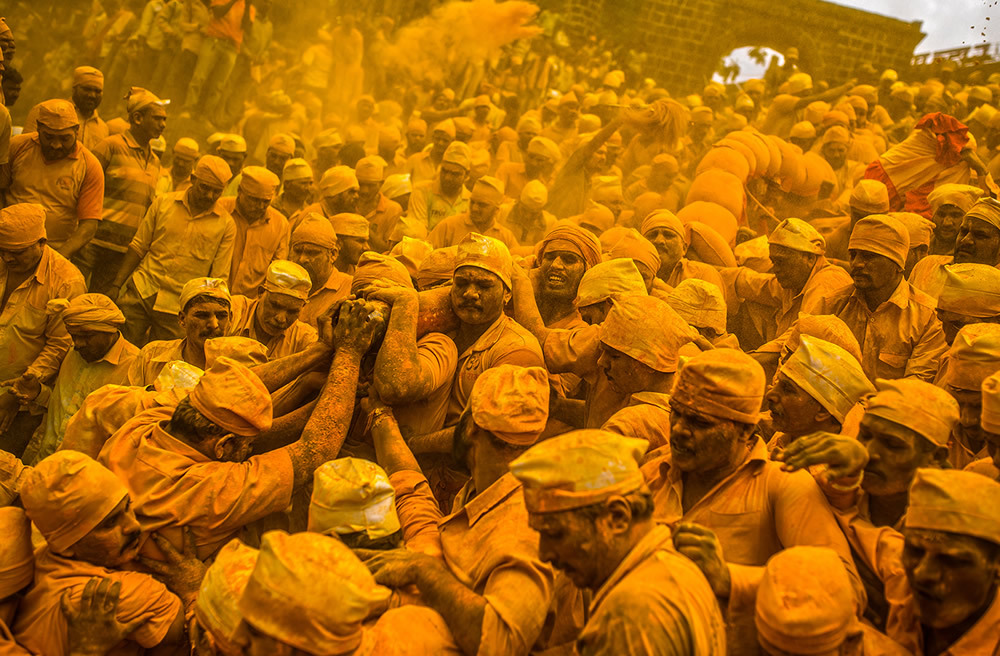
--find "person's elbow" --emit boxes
[372,376,420,406]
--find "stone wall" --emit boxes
[558,0,925,92]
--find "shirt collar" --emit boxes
[850,277,909,310]
[98,333,132,366]
[450,472,522,527]
[461,314,509,358]
[149,338,187,364]
[590,524,675,612]
[179,189,222,219]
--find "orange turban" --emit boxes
[641,210,688,245]
[0,507,33,599]
[906,469,1000,545]
[267,133,296,157]
[204,337,269,368]
[865,378,958,447]
[469,365,549,445]
[416,246,458,289]
[21,451,128,554]
[456,233,512,288]
[678,201,738,246]
[381,174,412,201]
[849,180,890,214]
[352,252,413,293]
[173,137,200,160]
[666,279,727,335]
[389,237,433,279]
[0,203,46,249]
[239,531,391,655]
[179,277,231,312]
[510,430,649,514]
[188,357,273,437]
[578,204,615,234]
[308,458,400,539]
[608,229,660,275]
[239,166,280,200]
[527,136,561,163]
[599,294,694,373]
[890,211,934,249]
[471,176,505,207]
[58,293,125,332]
[194,155,234,187]
[848,214,909,269]
[928,183,983,214]
[768,217,826,255]
[686,221,736,267]
[938,264,1000,318]
[36,99,79,130]
[937,323,1000,392]
[72,66,104,89]
[263,261,311,300]
[291,214,338,251]
[781,335,873,424]
[217,134,247,154]
[537,224,602,269]
[441,141,470,170]
[355,156,386,183]
[282,158,313,182]
[671,349,765,424]
[318,166,360,198]
[196,539,259,654]
[330,213,370,239]
[575,259,647,307]
[125,87,164,115]
[964,197,1000,232]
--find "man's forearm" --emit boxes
[111,249,144,290]
[511,277,549,345]
[251,342,331,392]
[59,220,99,259]
[414,560,487,656]
[373,296,424,403]
[371,412,421,475]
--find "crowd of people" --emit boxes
[0,1,999,655]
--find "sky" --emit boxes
[718,0,999,81]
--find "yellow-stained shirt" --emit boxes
[91,131,161,253]
[816,278,947,382]
[409,179,470,231]
[128,190,236,314]
[906,253,953,300]
[428,213,520,251]
[5,135,105,247]
[228,295,318,359]
[61,384,175,460]
[365,193,403,251]
[298,270,353,328]
[127,338,186,387]
[217,197,289,298]
[602,391,672,453]
[393,332,459,437]
[405,150,440,186]
[0,247,86,384]
[577,524,727,656]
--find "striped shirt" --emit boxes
[91,130,161,253]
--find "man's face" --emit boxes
[948,386,984,452]
[179,299,230,348]
[954,216,1000,265]
[264,148,291,178]
[858,414,936,496]
[689,123,711,143]
[579,299,611,325]
[37,125,78,161]
[291,241,335,284]
[558,103,579,124]
[821,141,848,169]
[72,83,103,114]
[188,176,225,214]
[218,150,246,175]
[517,128,538,151]
[431,130,453,156]
[474,106,490,122]
[597,343,658,396]
[171,153,196,179]
[235,191,271,223]
[338,235,370,267]
[2,78,20,107]
[358,179,381,203]
[325,189,359,215]
[529,508,614,590]
[645,228,686,275]
[133,104,167,142]
[538,242,586,299]
[932,204,966,248]
[69,497,141,568]
[585,145,607,173]
[67,328,119,363]
[255,291,305,337]
[315,145,340,171]
[406,129,426,151]
[283,178,312,201]
[356,99,375,121]
[766,372,829,437]
[848,249,900,291]
[902,528,1000,630]
[769,244,815,291]
[468,198,499,230]
[669,401,746,474]
[524,152,552,179]
[439,162,467,195]
[451,266,508,325]
[0,241,44,273]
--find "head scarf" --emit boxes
[964,197,1000,232]
[938,263,1000,318]
[239,166,280,200]
[0,204,46,249]
[848,214,909,269]
[72,66,104,89]
[179,277,231,312]
[575,259,647,307]
[536,224,602,270]
[193,155,234,187]
[671,349,765,424]
[865,378,959,447]
[520,180,548,211]
[318,166,360,198]
[769,218,826,255]
[35,99,79,130]
[125,87,164,115]
[196,539,259,654]
[665,279,727,335]
[455,233,512,288]
[600,294,694,373]
[263,261,311,300]
[188,357,273,437]
[352,252,413,293]
[469,365,549,445]
[204,337,268,369]
[889,212,934,249]
[173,137,200,160]
[608,229,661,275]
[283,158,313,182]
[417,246,458,289]
[267,133,295,157]
[381,174,412,200]
[641,210,688,245]
[849,180,891,214]
[58,293,125,333]
[471,176,504,206]
[781,336,873,424]
[291,214,338,251]
[355,156,386,183]
[308,458,401,539]
[937,323,1000,391]
[330,213,370,239]
[906,469,1000,546]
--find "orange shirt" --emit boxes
[298,270,353,328]
[664,258,727,299]
[5,135,105,247]
[91,131,161,253]
[365,193,403,251]
[61,384,175,459]
[428,213,520,251]
[98,421,295,559]
[602,391,672,453]
[13,547,181,656]
[204,0,254,48]
[393,332,458,437]
[409,179,470,231]
[217,198,289,298]
[578,525,727,656]
[447,314,544,424]
[228,295,318,359]
[0,247,86,384]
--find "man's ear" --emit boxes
[213,433,239,460]
[603,495,634,536]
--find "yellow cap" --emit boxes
[330,213,370,239]
[665,279,727,335]
[599,294,694,373]
[964,197,1000,232]
[217,134,247,154]
[849,180,890,214]
[520,180,548,210]
[308,458,401,539]
[355,156,386,183]
[607,228,660,275]
[889,211,934,249]
[204,337,269,368]
[938,323,1000,391]
[575,259,647,307]
[469,365,549,445]
[455,233,512,288]
[865,379,959,447]
[848,214,909,269]
[262,260,312,300]
[671,349,765,424]
[510,430,649,514]
[781,336,873,424]
[928,183,983,214]
[768,218,825,255]
[282,158,313,182]
[195,539,258,653]
[527,136,561,163]
[318,166,360,197]
[906,469,1000,545]
[471,176,505,206]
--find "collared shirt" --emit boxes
[447,313,544,424]
[497,202,556,246]
[577,525,727,656]
[365,193,403,251]
[129,190,236,314]
[664,258,727,300]
[602,391,672,453]
[98,421,294,559]
[642,439,863,656]
[405,150,440,186]
[91,130,161,252]
[216,197,289,298]
[12,547,181,656]
[721,256,853,349]
[410,179,470,231]
[5,134,105,247]
[0,247,86,384]
[428,213,520,250]
[23,106,109,152]
[61,384,175,459]
[907,253,953,299]
[298,270,353,328]
[390,470,582,656]
[228,295,318,359]
[817,279,947,382]
[35,334,138,463]
[127,338,186,386]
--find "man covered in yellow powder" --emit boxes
[2,99,105,259]
[299,166,360,228]
[0,204,86,457]
[307,457,404,550]
[111,154,235,346]
[910,197,1000,299]
[640,210,725,298]
[270,158,313,223]
[573,258,648,325]
[642,349,862,655]
[15,294,138,464]
[407,119,456,186]
[190,537,257,656]
[497,180,556,246]
[934,264,1000,344]
[511,429,727,655]
[531,224,602,330]
[359,364,584,656]
[666,279,739,349]
[218,166,289,298]
[355,155,402,254]
[429,176,519,250]
[227,260,317,359]
[495,135,560,201]
[925,183,983,255]
[816,214,947,382]
[823,179,891,264]
[410,140,472,231]
[330,213,371,276]
[968,370,1000,480]
[288,215,352,328]
[721,218,850,351]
